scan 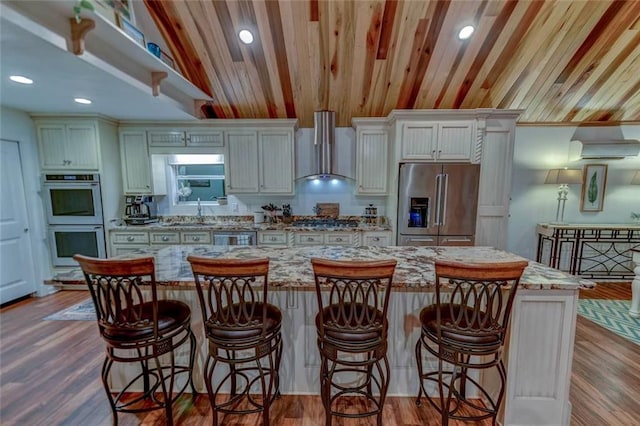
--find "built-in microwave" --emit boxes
[42,174,103,225]
[48,225,106,267]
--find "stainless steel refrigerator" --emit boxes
[397,163,480,246]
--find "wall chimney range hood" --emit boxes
[301,110,349,180]
[571,125,640,159]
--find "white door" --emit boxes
[0,140,36,303]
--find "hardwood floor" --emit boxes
[0,284,637,425]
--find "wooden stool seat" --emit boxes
[102,300,191,341]
[205,302,282,341]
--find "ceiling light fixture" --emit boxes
[9,75,33,85]
[458,25,475,40]
[74,97,92,105]
[238,29,254,44]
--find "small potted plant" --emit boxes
[261,203,282,224]
[282,204,292,224]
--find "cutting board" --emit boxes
[316,203,339,218]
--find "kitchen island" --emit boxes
[53,245,593,426]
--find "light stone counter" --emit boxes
[58,245,585,426]
[52,245,594,291]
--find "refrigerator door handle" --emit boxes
[440,173,449,227]
[434,174,442,226]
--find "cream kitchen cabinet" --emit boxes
[258,230,289,247]
[400,121,475,161]
[361,231,392,246]
[226,130,260,193]
[226,128,295,195]
[36,121,99,170]
[258,130,294,194]
[109,231,150,256]
[291,231,358,246]
[120,130,152,194]
[149,231,180,245]
[148,129,223,147]
[353,120,389,195]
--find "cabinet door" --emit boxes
[120,131,152,194]
[226,131,259,193]
[186,130,224,147]
[37,124,67,169]
[258,131,294,194]
[258,231,288,246]
[65,124,99,170]
[361,231,391,246]
[148,131,185,147]
[356,129,388,195]
[437,121,475,160]
[400,122,437,160]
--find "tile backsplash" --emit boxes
[156,179,387,219]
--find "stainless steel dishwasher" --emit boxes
[212,231,257,246]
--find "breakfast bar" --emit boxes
[54,245,594,426]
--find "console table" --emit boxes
[536,223,640,280]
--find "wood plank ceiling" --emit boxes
[144,0,640,127]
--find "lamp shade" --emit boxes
[545,168,583,185]
[632,171,640,185]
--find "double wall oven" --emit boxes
[43,174,106,266]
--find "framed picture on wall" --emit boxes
[580,164,608,212]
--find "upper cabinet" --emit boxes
[353,119,389,195]
[226,130,260,193]
[36,120,99,171]
[258,130,294,194]
[119,130,152,194]
[225,126,296,195]
[399,121,475,161]
[148,129,223,147]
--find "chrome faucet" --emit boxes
[196,198,203,222]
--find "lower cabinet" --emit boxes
[258,231,289,247]
[362,231,392,246]
[112,229,393,254]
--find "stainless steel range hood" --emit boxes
[301,110,349,180]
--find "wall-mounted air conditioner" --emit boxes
[571,125,640,159]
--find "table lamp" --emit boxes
[545,168,583,223]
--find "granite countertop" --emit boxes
[110,221,392,232]
[52,245,595,291]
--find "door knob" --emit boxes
[24,228,29,233]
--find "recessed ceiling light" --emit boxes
[238,29,254,44]
[458,25,475,40]
[9,75,33,85]
[74,98,92,105]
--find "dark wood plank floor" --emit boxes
[0,283,637,425]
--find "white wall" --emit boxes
[0,106,53,295]
[507,124,640,260]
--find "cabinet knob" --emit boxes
[373,237,380,241]
[307,237,314,241]
[270,237,277,241]
[193,236,200,241]
[432,150,436,156]
[162,236,169,241]
[127,236,134,242]
[336,238,343,242]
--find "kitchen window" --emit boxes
[169,155,226,204]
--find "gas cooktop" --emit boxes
[292,219,359,228]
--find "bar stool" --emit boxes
[311,258,397,426]
[187,256,282,426]
[73,255,197,426]
[415,259,528,425]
